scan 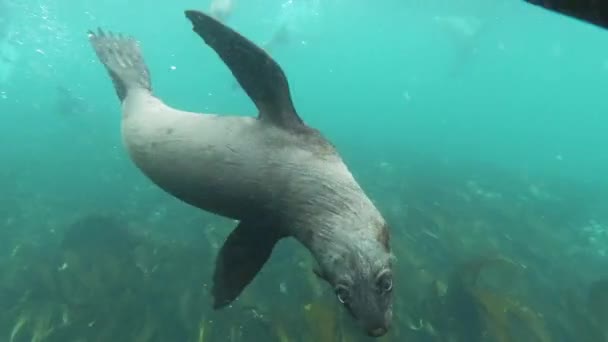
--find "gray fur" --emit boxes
[88,10,393,337]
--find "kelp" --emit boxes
[2,213,324,342]
[548,283,608,342]
[413,256,550,342]
[303,301,339,342]
[2,214,196,341]
[0,202,600,342]
[473,289,549,342]
[587,279,608,341]
[8,227,536,342]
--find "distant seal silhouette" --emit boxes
[88,9,394,337]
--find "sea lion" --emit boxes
[87,9,394,337]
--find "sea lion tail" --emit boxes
[87,28,152,102]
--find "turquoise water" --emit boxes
[1,0,607,341]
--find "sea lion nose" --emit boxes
[367,326,387,337]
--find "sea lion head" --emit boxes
[314,221,394,337]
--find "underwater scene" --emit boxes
[1,0,608,341]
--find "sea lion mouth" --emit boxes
[367,326,388,337]
[360,308,392,337]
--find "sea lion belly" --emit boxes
[120,92,294,220]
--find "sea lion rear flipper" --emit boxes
[212,220,284,309]
[88,28,152,102]
[184,10,305,131]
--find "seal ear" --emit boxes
[377,223,390,252]
[212,220,285,309]
[184,10,306,131]
[312,266,329,282]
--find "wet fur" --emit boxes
[121,90,388,246]
[122,90,395,319]
[89,11,394,335]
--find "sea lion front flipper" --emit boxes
[184,10,305,131]
[212,220,285,309]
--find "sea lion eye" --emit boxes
[377,272,393,293]
[335,285,351,304]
